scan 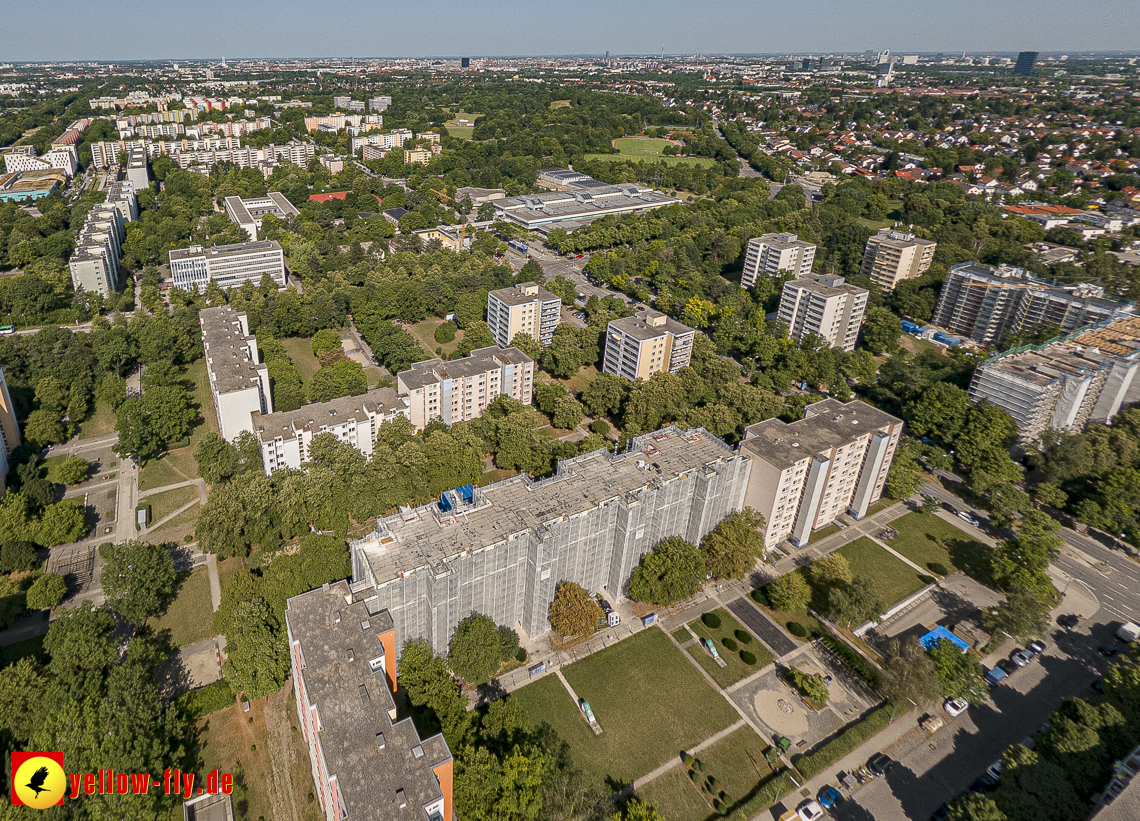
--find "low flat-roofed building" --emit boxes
[455,186,506,205]
[536,168,593,190]
[224,192,300,241]
[397,346,534,430]
[486,282,562,347]
[0,169,66,202]
[602,308,696,380]
[169,240,286,293]
[200,306,273,441]
[494,184,681,229]
[253,387,410,474]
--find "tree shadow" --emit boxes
[947,539,993,585]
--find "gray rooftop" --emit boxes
[488,283,561,307]
[355,427,740,584]
[740,399,902,470]
[495,185,681,226]
[608,308,696,342]
[752,232,816,250]
[199,306,268,394]
[397,346,532,392]
[169,239,282,262]
[285,581,450,819]
[251,387,406,444]
[224,192,298,226]
[784,274,868,299]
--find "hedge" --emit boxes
[750,588,769,606]
[702,612,722,629]
[819,634,879,686]
[787,621,808,638]
[792,706,893,779]
[740,650,757,665]
[177,680,235,720]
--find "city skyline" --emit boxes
[5,0,1138,62]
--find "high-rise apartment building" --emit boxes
[0,369,21,495]
[859,228,937,291]
[199,307,273,441]
[224,193,300,241]
[740,399,903,548]
[931,262,1129,347]
[777,274,869,352]
[602,308,696,381]
[285,581,453,821]
[169,240,286,293]
[125,146,149,193]
[104,181,138,224]
[740,233,817,287]
[397,346,534,430]
[1,144,79,176]
[1013,51,1039,76]
[486,283,562,347]
[68,204,125,296]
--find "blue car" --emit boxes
[817,785,842,809]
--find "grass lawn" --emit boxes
[444,112,482,140]
[687,609,775,689]
[836,537,928,608]
[899,334,940,357]
[0,635,46,667]
[144,502,200,541]
[888,511,990,577]
[41,455,71,484]
[280,337,322,389]
[582,153,718,168]
[142,484,199,524]
[149,566,213,647]
[809,522,843,543]
[406,317,462,358]
[866,497,899,517]
[751,587,824,642]
[512,629,738,787]
[138,444,198,491]
[365,367,386,388]
[476,467,518,487]
[78,399,117,439]
[672,626,694,643]
[217,556,248,592]
[559,364,598,396]
[550,100,571,109]
[636,768,713,821]
[614,137,673,156]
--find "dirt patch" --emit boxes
[264,683,303,821]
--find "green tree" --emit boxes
[542,325,584,378]
[904,382,971,442]
[984,587,1050,645]
[552,395,585,430]
[448,613,502,685]
[945,793,1007,821]
[993,744,1085,821]
[23,409,66,448]
[34,376,68,413]
[627,537,705,605]
[828,577,884,627]
[811,554,852,589]
[96,373,128,410]
[548,580,601,638]
[701,508,765,580]
[43,601,117,672]
[115,386,198,459]
[55,456,89,486]
[26,573,66,610]
[267,358,305,412]
[581,372,627,417]
[222,598,290,699]
[311,328,343,356]
[497,625,521,663]
[0,657,46,742]
[457,321,496,355]
[930,639,987,705]
[100,540,177,625]
[860,306,902,354]
[878,637,942,708]
[0,541,38,573]
[509,331,541,360]
[767,571,811,612]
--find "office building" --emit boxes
[0,369,21,495]
[602,308,696,381]
[332,96,352,109]
[777,274,869,352]
[486,283,562,347]
[461,57,471,68]
[369,96,392,113]
[254,388,411,475]
[740,399,903,548]
[126,146,149,193]
[931,262,1131,347]
[1013,51,1039,76]
[199,307,273,441]
[397,346,534,430]
[859,228,937,291]
[285,581,453,821]
[68,204,125,296]
[741,233,817,287]
[1,144,78,176]
[168,240,286,293]
[224,193,300,241]
[968,316,1140,443]
[349,426,751,654]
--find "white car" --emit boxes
[797,799,825,821]
[944,697,969,717]
[957,511,980,527]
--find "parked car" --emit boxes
[944,697,969,718]
[957,510,981,527]
[1029,640,1047,656]
[996,659,1017,675]
[797,799,825,821]
[1058,614,1080,629]
[1100,643,1119,657]
[1010,648,1034,667]
[817,786,842,809]
[920,714,945,733]
[984,760,1003,784]
[984,665,1009,687]
[868,753,895,777]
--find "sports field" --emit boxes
[613,137,674,155]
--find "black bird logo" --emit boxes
[25,766,51,798]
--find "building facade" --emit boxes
[1,144,79,176]
[169,240,286,293]
[200,307,273,441]
[397,347,534,430]
[285,582,453,821]
[602,309,696,381]
[741,233,817,287]
[740,399,903,548]
[125,146,150,193]
[224,193,300,241]
[859,228,937,291]
[254,388,411,474]
[68,204,125,297]
[0,369,20,495]
[486,283,562,348]
[777,274,869,352]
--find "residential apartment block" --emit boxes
[602,308,696,381]
[0,369,21,495]
[125,146,149,193]
[741,233,817,287]
[352,129,413,156]
[859,228,937,291]
[254,388,411,474]
[68,204,125,297]
[224,193,300,241]
[968,315,1140,443]
[397,347,534,430]
[369,96,392,113]
[103,181,139,224]
[777,274,868,353]
[285,582,453,821]
[931,262,1130,347]
[486,283,562,347]
[740,399,903,548]
[169,241,286,293]
[174,141,317,174]
[200,307,273,441]
[1,144,78,176]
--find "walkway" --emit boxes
[631,719,747,791]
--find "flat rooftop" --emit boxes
[488,283,561,307]
[199,306,266,395]
[251,387,406,443]
[608,308,695,341]
[354,427,741,584]
[169,240,282,262]
[397,346,532,392]
[979,315,1140,385]
[785,274,867,299]
[495,185,681,226]
[740,399,901,470]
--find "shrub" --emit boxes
[514,647,527,663]
[787,621,808,638]
[785,667,830,704]
[750,587,769,606]
[434,321,458,344]
[26,573,66,610]
[734,629,752,644]
[793,706,893,779]
[929,562,950,576]
[693,758,704,773]
[740,650,757,665]
[681,752,693,766]
[0,541,39,573]
[689,770,700,783]
[722,638,738,652]
[589,419,609,435]
[176,680,235,720]
[702,612,722,629]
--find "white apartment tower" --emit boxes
[199,307,274,441]
[777,274,869,353]
[860,228,937,291]
[68,204,125,297]
[602,309,696,381]
[741,233,817,287]
[486,283,562,348]
[397,346,534,430]
[224,193,300,241]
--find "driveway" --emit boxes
[727,598,799,657]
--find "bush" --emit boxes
[689,770,700,783]
[434,321,458,344]
[311,328,343,357]
[792,706,893,779]
[766,571,812,612]
[681,752,693,766]
[929,562,950,576]
[26,573,66,610]
[740,650,757,665]
[918,574,937,585]
[785,667,829,704]
[750,587,769,606]
[722,638,738,652]
[589,419,610,436]
[734,629,752,644]
[0,541,39,573]
[787,621,808,638]
[176,680,235,720]
[693,758,704,773]
[702,612,722,629]
[514,647,527,663]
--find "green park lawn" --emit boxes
[636,769,713,821]
[888,512,990,577]
[686,609,775,689]
[148,566,213,647]
[614,137,673,155]
[77,399,117,439]
[511,629,738,787]
[407,317,463,358]
[444,112,482,140]
[750,587,824,643]
[144,503,200,542]
[836,538,928,608]
[280,336,323,388]
[559,364,598,396]
[141,485,199,525]
[583,153,718,168]
[138,444,197,492]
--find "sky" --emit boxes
[8,0,1140,61]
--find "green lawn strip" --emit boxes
[694,726,774,800]
[280,337,322,388]
[750,587,824,642]
[888,511,989,576]
[635,768,713,821]
[138,445,198,491]
[791,706,893,779]
[559,364,599,396]
[672,626,694,643]
[141,485,199,524]
[145,503,200,539]
[809,522,842,543]
[77,399,117,439]
[147,566,213,647]
[836,537,927,608]
[687,609,774,688]
[185,358,218,440]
